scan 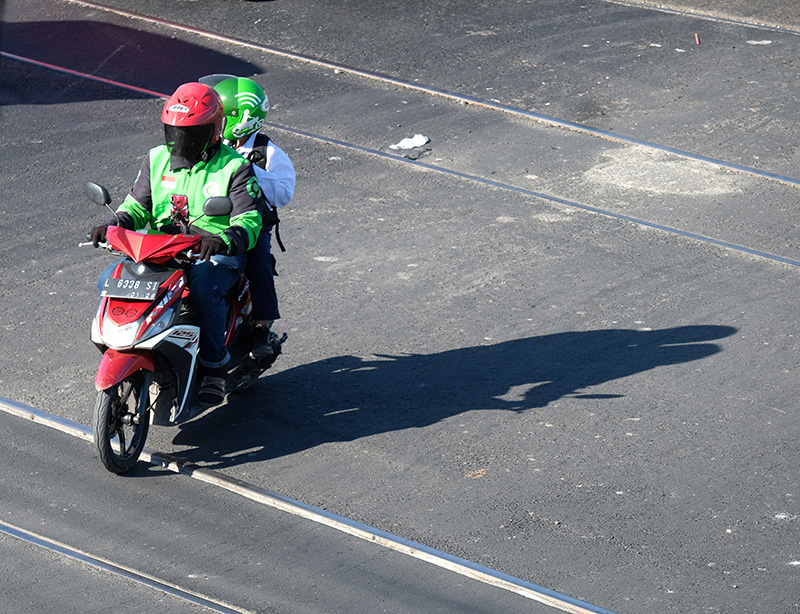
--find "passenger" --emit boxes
[200,74,296,358]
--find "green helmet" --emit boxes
[199,75,269,143]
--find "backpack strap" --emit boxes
[246,133,270,169]
[246,134,286,252]
[272,218,286,252]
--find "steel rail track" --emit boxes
[63,0,800,190]
[605,0,800,35]
[3,46,800,269]
[0,396,619,614]
[0,520,254,614]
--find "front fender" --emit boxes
[95,349,154,391]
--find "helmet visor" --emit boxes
[164,123,215,163]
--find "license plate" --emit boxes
[101,278,161,301]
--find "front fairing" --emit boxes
[107,226,201,264]
[92,264,187,351]
[91,229,205,423]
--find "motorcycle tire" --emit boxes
[93,370,152,474]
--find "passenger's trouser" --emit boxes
[245,226,280,322]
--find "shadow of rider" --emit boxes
[169,324,737,468]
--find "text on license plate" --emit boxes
[102,278,160,300]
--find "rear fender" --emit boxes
[95,349,154,391]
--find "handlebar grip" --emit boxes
[79,241,111,249]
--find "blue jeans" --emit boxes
[245,226,280,321]
[97,255,245,368]
[188,254,245,368]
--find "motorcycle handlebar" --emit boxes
[79,240,200,261]
[178,250,202,262]
[79,240,112,250]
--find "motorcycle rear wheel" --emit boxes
[93,370,152,474]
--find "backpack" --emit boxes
[247,133,285,252]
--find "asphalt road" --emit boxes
[1,1,798,613]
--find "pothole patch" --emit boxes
[584,145,741,196]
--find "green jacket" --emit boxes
[118,143,264,254]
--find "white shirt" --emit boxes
[235,132,296,209]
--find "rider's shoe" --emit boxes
[197,367,226,406]
[250,322,276,358]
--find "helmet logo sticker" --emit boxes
[231,109,263,139]
[235,92,263,109]
[168,104,190,114]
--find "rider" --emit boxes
[199,74,296,358]
[90,82,265,405]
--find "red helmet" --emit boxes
[161,83,225,163]
[162,82,224,136]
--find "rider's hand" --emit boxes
[90,224,111,247]
[199,235,229,261]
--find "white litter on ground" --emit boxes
[389,134,429,150]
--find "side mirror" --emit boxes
[85,182,112,206]
[203,196,233,217]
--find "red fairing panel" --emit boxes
[107,226,201,264]
[95,349,155,391]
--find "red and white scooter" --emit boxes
[83,182,284,474]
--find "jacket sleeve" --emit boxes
[221,163,264,254]
[117,153,154,230]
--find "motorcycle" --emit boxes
[82,182,286,474]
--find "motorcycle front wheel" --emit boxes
[93,370,152,474]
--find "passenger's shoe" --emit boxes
[250,322,276,358]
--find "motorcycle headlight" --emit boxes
[100,306,176,350]
[100,313,143,350]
